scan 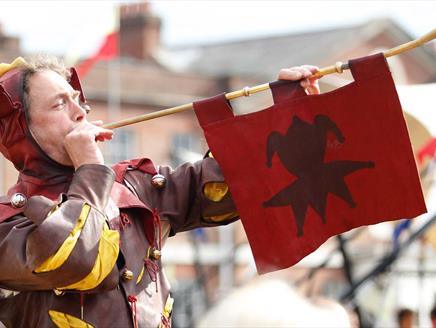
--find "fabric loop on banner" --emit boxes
[269,79,308,104]
[193,93,234,126]
[349,53,391,82]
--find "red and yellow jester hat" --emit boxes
[0,57,86,179]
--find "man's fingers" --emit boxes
[306,84,320,95]
[278,65,320,81]
[278,68,304,81]
[301,65,319,74]
[91,120,104,126]
[300,67,313,78]
[299,78,318,88]
[75,121,112,135]
[93,127,113,142]
[300,78,310,88]
[69,122,113,143]
[277,65,321,94]
[96,132,113,142]
[300,78,320,95]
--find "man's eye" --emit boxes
[55,99,66,108]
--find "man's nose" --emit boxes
[70,100,87,122]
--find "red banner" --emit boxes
[193,53,427,274]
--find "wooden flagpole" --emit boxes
[103,28,436,130]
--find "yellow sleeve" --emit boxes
[35,203,120,291]
[203,182,239,222]
[48,310,94,328]
[58,223,119,291]
[204,182,229,202]
[35,204,91,273]
[203,150,239,222]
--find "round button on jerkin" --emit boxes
[11,193,27,208]
[121,269,134,281]
[151,174,166,189]
[147,247,162,261]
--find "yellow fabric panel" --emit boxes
[204,180,238,222]
[159,295,174,327]
[58,223,119,291]
[48,310,94,328]
[163,295,174,318]
[136,266,145,285]
[204,182,229,202]
[204,211,239,223]
[35,205,91,273]
[0,57,26,77]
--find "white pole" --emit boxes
[108,58,121,121]
[218,224,234,296]
[108,5,120,122]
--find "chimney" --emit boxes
[119,2,162,60]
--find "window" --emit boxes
[104,129,136,165]
[171,133,203,167]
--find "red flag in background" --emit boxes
[193,53,427,274]
[76,31,118,78]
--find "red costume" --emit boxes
[0,58,238,327]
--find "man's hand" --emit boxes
[277,65,320,95]
[64,120,113,169]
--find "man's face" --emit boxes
[27,70,88,166]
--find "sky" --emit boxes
[0,1,434,59]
